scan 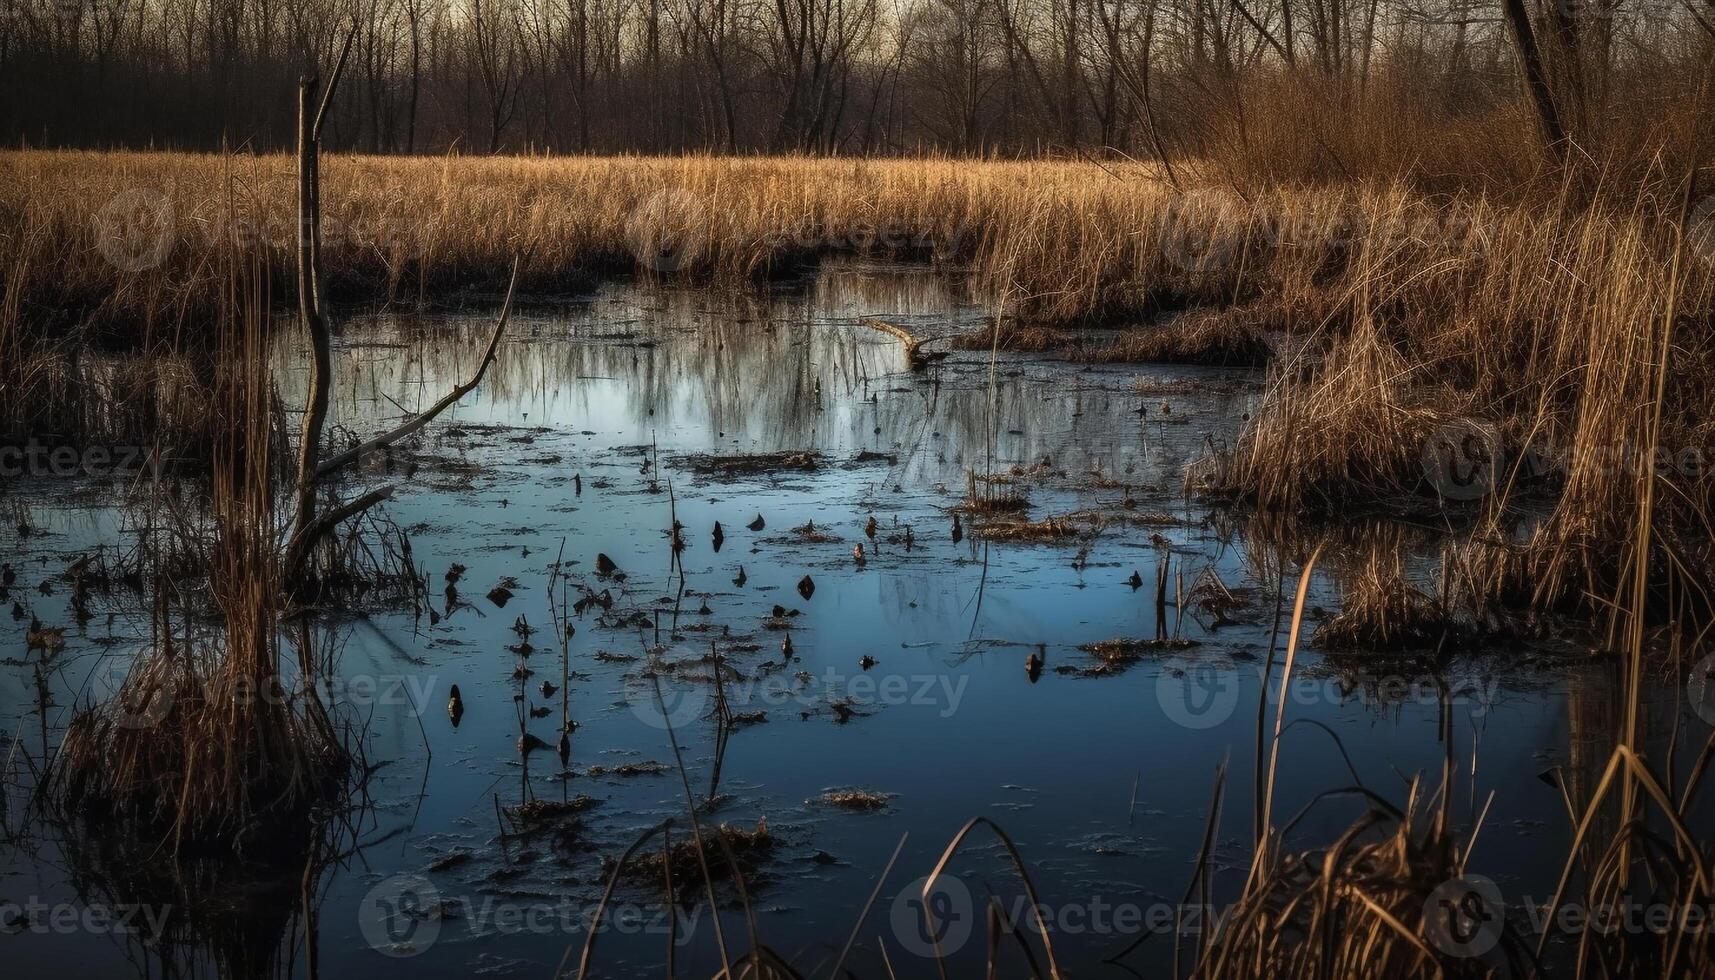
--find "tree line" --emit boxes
[2,0,1708,156]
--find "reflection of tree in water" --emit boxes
[52,818,339,980]
[282,267,1255,511]
[802,259,965,317]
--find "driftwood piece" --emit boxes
[860,317,950,371]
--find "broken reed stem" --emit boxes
[921,817,1064,980]
[1255,545,1323,878]
[827,833,910,979]
[650,676,735,978]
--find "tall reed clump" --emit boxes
[52,230,351,850]
[1201,173,1715,627]
[1186,192,1715,980]
[1194,776,1534,979]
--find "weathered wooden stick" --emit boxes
[283,486,396,585]
[315,258,520,478]
[861,317,940,370]
[289,72,332,585]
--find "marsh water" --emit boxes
[2,260,1707,977]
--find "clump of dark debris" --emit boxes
[621,818,776,886]
[815,788,892,811]
[506,795,601,828]
[974,515,1091,541]
[585,761,670,778]
[789,521,840,544]
[1057,636,1202,677]
[687,452,820,475]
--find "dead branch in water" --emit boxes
[286,45,350,585]
[314,261,520,480]
[282,34,519,588]
[861,317,950,370]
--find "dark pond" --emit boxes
[2,260,1706,978]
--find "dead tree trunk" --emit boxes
[286,27,358,586]
[283,22,519,591]
[1500,0,1567,160]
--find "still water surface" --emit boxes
[0,261,1699,977]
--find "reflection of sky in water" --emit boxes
[1,262,1706,978]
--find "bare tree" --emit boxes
[469,0,521,150]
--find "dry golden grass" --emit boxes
[5,150,1712,627]
[51,246,352,850]
[2,150,1693,335]
[1311,527,1465,651]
